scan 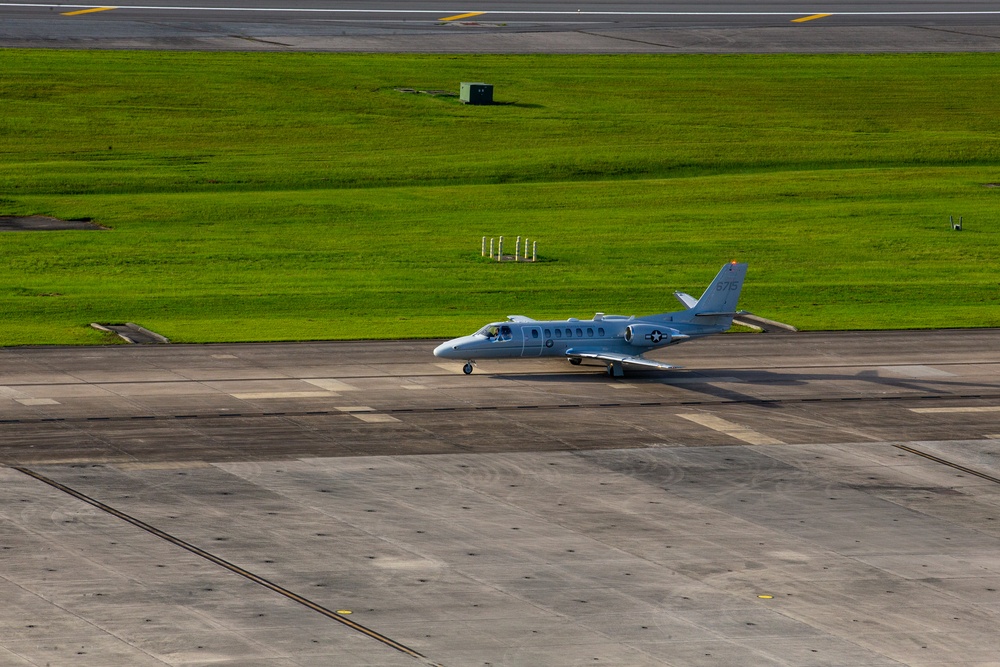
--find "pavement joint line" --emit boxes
[8,4,1000,17]
[4,393,1000,426]
[893,445,1000,485]
[12,466,445,667]
[2,360,996,388]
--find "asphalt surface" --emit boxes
[5,6,1000,664]
[4,0,1000,51]
[3,331,1000,666]
[3,330,1000,465]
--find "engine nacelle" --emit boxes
[624,324,671,347]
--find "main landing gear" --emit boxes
[463,362,474,375]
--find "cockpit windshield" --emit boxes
[476,324,498,338]
[475,323,513,341]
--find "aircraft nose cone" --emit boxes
[433,341,455,358]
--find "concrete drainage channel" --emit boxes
[85,316,790,345]
[91,323,170,344]
[734,313,798,333]
[0,215,106,231]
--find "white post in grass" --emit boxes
[482,236,486,256]
[524,239,530,260]
[532,241,537,262]
[499,236,504,261]
[489,238,494,258]
[515,236,521,262]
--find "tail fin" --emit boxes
[677,262,748,327]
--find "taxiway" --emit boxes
[3,0,1000,51]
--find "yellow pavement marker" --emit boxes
[440,11,486,21]
[62,6,118,16]
[792,13,832,23]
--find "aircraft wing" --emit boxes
[506,315,537,323]
[566,350,680,371]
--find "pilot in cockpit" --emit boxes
[480,324,512,342]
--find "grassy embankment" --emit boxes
[1,50,998,345]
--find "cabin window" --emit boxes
[576,328,583,338]
[555,329,562,339]
[499,325,512,341]
[544,328,551,338]
[587,328,594,337]
[531,329,539,339]
[598,327,605,337]
[565,328,572,338]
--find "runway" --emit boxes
[3,330,1000,665]
[4,0,1000,51]
[3,329,1000,464]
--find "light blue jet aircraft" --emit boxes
[434,261,748,376]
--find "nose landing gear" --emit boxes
[463,362,474,375]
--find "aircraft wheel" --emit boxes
[569,358,582,366]
[463,363,474,375]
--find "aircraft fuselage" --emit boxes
[433,262,748,376]
[433,315,721,361]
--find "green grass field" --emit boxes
[2,50,999,345]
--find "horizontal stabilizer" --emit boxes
[694,311,743,317]
[674,291,698,309]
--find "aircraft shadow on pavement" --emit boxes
[492,366,994,407]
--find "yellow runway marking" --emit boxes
[61,6,118,16]
[792,13,832,23]
[440,11,486,21]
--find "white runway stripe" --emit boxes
[910,406,1000,414]
[678,412,785,445]
[232,391,335,400]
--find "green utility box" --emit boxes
[460,82,494,105]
